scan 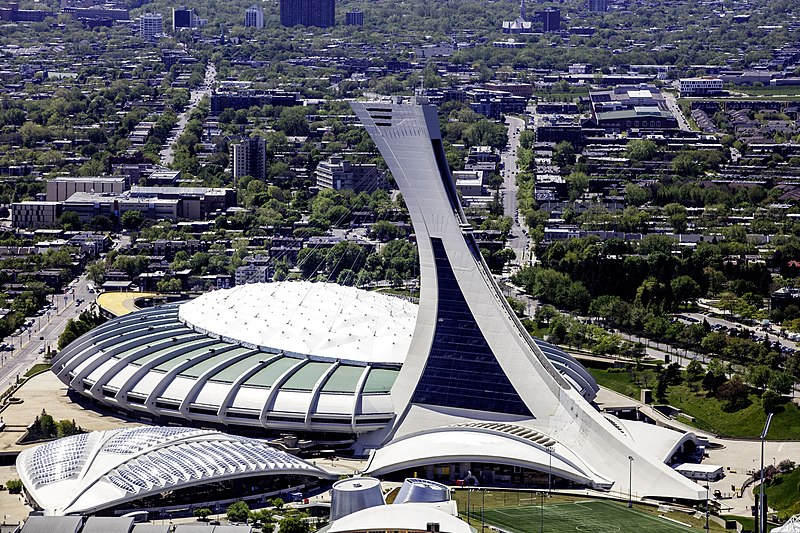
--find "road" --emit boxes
[500,115,532,268]
[663,91,692,132]
[0,274,94,394]
[159,63,217,166]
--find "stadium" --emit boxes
[50,100,707,504]
[52,281,597,438]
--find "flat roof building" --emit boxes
[315,155,383,193]
[11,201,62,229]
[679,77,723,97]
[46,176,127,202]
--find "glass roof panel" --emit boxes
[321,365,365,393]
[242,357,300,388]
[111,331,196,361]
[153,342,233,373]
[280,361,331,391]
[130,338,210,367]
[207,353,267,383]
[362,368,399,393]
[178,346,254,378]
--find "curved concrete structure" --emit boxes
[351,100,704,501]
[52,283,594,435]
[17,426,333,515]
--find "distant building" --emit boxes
[210,90,300,114]
[280,0,334,27]
[11,202,62,229]
[140,12,163,41]
[582,85,678,133]
[62,5,127,20]
[315,155,383,193]
[235,263,271,285]
[245,4,264,28]
[46,177,127,203]
[345,10,363,26]
[679,77,723,97]
[0,3,54,21]
[467,89,527,119]
[587,0,607,12]
[172,6,196,30]
[535,8,560,32]
[230,136,267,181]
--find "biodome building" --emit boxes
[54,100,706,503]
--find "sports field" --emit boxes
[457,495,728,532]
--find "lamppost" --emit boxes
[481,489,485,532]
[547,446,554,496]
[539,490,544,533]
[467,488,471,525]
[627,456,634,508]
[705,483,710,530]
[757,413,774,533]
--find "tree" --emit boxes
[671,275,701,308]
[552,141,575,170]
[156,278,183,293]
[768,371,794,395]
[269,497,284,509]
[686,360,705,383]
[717,376,750,411]
[227,501,250,523]
[276,106,310,136]
[120,210,143,230]
[194,508,212,521]
[626,139,658,162]
[762,389,781,414]
[59,211,81,231]
[6,479,22,494]
[279,515,310,533]
[746,365,771,390]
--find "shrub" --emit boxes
[6,479,22,494]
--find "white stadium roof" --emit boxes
[17,426,334,515]
[179,281,417,364]
[52,282,597,435]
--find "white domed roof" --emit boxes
[179,282,417,364]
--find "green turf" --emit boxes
[466,500,701,533]
[24,363,51,378]
[762,468,800,520]
[584,363,800,440]
[586,367,644,399]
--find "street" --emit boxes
[663,91,692,132]
[0,274,94,395]
[159,63,217,166]
[500,115,532,268]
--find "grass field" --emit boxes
[463,500,713,533]
[584,363,800,440]
[762,468,800,519]
[453,491,731,532]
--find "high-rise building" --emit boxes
[344,9,362,26]
[535,8,560,32]
[587,0,607,12]
[230,136,266,181]
[245,4,264,28]
[172,5,196,30]
[280,0,334,28]
[139,12,163,41]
